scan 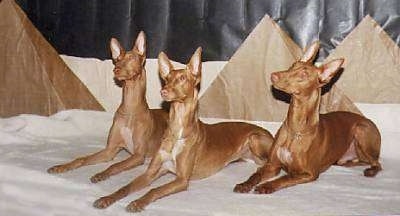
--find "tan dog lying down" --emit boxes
[48,32,168,183]
[93,47,274,212]
[234,41,382,194]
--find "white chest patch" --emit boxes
[277,147,293,165]
[159,128,185,173]
[120,126,134,154]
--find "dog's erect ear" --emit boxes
[318,58,344,86]
[158,52,173,80]
[301,41,320,63]
[187,47,202,85]
[110,38,125,61]
[133,31,146,56]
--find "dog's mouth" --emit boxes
[272,82,287,92]
[161,93,186,103]
[274,85,299,95]
[114,72,140,81]
[114,75,127,81]
[162,97,172,102]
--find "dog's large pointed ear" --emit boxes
[301,41,320,63]
[187,47,202,85]
[133,31,146,56]
[110,38,125,61]
[158,52,173,80]
[318,58,344,86]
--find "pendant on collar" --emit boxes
[293,132,302,141]
[285,121,315,143]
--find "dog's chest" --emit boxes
[120,126,135,154]
[276,146,293,165]
[276,136,302,166]
[159,128,185,174]
[115,114,137,154]
[276,132,313,167]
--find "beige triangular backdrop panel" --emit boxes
[0,0,104,117]
[199,15,361,122]
[199,15,302,122]
[323,15,400,103]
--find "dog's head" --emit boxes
[271,41,344,96]
[158,47,202,102]
[110,31,146,81]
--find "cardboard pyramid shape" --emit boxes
[199,15,360,121]
[323,15,400,103]
[0,0,104,117]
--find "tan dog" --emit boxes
[48,32,168,183]
[93,47,274,212]
[234,41,382,194]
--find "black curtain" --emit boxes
[16,0,400,62]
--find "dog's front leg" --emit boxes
[234,162,281,193]
[90,153,145,183]
[234,128,288,193]
[93,155,166,209]
[48,121,126,173]
[47,145,121,173]
[254,173,317,194]
[127,177,189,212]
[126,144,196,212]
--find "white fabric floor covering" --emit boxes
[1,104,400,216]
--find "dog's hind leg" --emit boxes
[353,120,382,177]
[246,131,274,164]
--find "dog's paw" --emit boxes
[126,200,146,213]
[47,165,67,174]
[254,183,276,194]
[363,166,381,177]
[90,173,109,183]
[233,183,253,193]
[93,196,115,209]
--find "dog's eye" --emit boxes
[179,76,186,82]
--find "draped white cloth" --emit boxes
[1,105,399,215]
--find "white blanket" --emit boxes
[1,106,399,216]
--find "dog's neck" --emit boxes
[286,89,320,133]
[117,69,150,117]
[169,89,199,139]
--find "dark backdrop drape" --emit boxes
[16,0,400,62]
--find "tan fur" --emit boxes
[234,41,382,194]
[47,32,168,183]
[93,47,274,212]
